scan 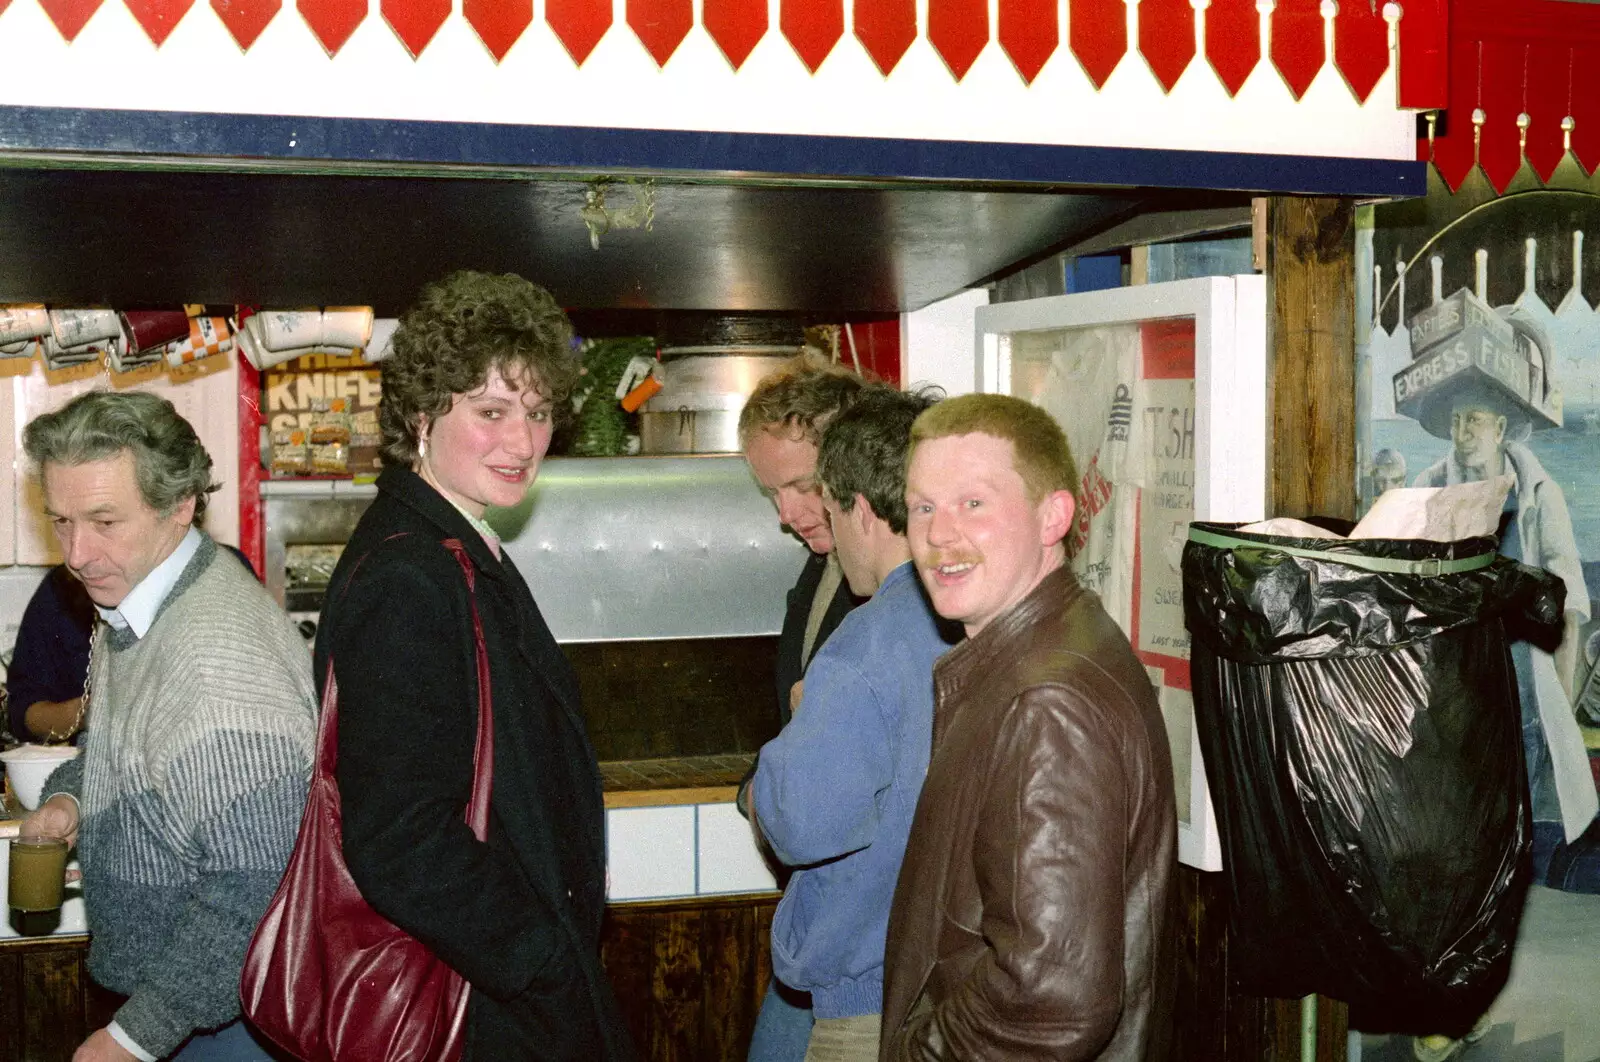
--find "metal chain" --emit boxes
[45,620,99,745]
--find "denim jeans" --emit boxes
[748,978,813,1062]
[1541,817,1600,893]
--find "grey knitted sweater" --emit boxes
[46,534,316,1057]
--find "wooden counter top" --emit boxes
[599,753,751,809]
[8,759,754,814]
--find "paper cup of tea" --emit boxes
[0,744,81,811]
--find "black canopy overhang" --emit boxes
[0,105,1421,314]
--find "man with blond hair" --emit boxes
[738,353,868,1062]
[882,393,1177,1062]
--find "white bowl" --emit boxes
[1,745,81,811]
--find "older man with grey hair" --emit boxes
[18,390,315,1062]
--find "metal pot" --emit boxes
[638,350,795,453]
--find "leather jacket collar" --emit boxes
[935,561,1083,698]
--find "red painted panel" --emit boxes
[1396,0,1448,110]
[998,0,1056,85]
[1068,0,1125,88]
[1137,0,1194,92]
[1427,37,1480,190]
[1522,42,1568,182]
[1141,319,1196,379]
[1203,0,1257,96]
[1269,0,1324,100]
[382,0,450,57]
[37,0,104,41]
[855,0,915,76]
[0,0,9,17]
[1332,0,1388,103]
[237,328,266,582]
[465,0,532,61]
[1477,39,1524,192]
[125,0,195,44]
[212,0,280,50]
[780,0,843,73]
[1570,46,1600,178]
[297,0,365,55]
[850,319,901,387]
[704,0,767,70]
[928,0,987,80]
[548,0,613,64]
[628,0,692,65]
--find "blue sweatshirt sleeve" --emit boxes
[7,569,92,741]
[750,652,894,867]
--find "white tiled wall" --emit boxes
[695,802,778,896]
[605,801,777,903]
[606,805,697,901]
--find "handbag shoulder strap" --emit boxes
[439,538,495,839]
[318,533,495,840]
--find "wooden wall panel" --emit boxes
[0,936,99,1062]
[700,903,760,1059]
[601,905,658,1051]
[602,894,779,1062]
[0,949,20,1062]
[650,906,706,1062]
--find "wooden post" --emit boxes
[1261,194,1355,1057]
[1265,196,1357,523]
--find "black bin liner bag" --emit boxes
[1182,521,1566,1035]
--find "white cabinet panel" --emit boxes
[695,802,777,896]
[605,805,697,901]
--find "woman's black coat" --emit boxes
[315,466,634,1062]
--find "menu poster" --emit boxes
[264,351,383,479]
[1132,319,1197,679]
[1011,316,1199,836]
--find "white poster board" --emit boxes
[975,276,1267,871]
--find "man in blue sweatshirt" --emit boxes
[750,386,955,1062]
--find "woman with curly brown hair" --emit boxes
[314,271,635,1062]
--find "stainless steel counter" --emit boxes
[262,454,809,643]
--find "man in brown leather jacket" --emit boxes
[882,393,1177,1062]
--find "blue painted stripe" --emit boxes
[0,104,1425,197]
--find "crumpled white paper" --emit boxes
[1238,476,1513,542]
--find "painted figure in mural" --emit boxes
[1368,447,1408,497]
[1410,377,1598,859]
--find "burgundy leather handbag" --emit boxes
[240,539,491,1062]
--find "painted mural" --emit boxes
[1359,182,1600,895]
